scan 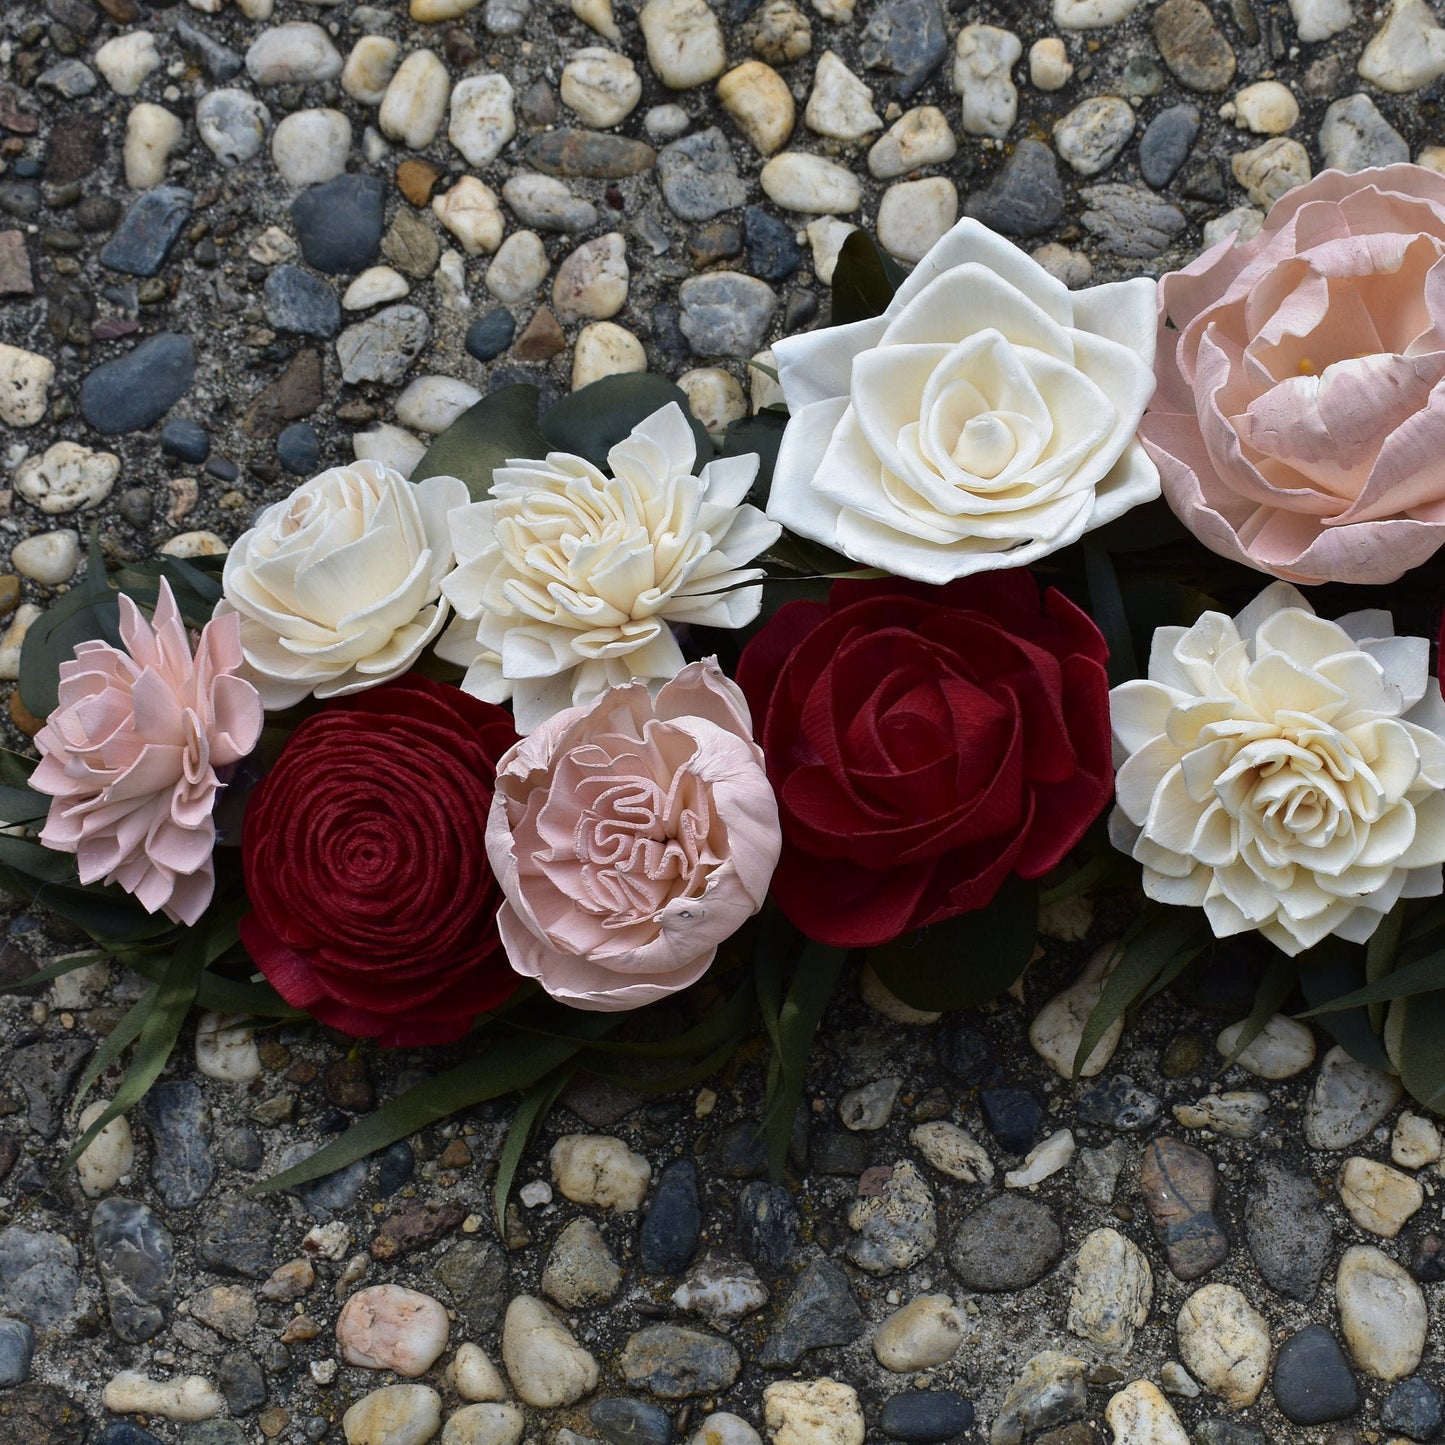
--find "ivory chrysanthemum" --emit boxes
[437,402,781,732]
[1109,582,1445,954]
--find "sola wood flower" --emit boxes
[1144,165,1445,585]
[31,580,263,926]
[486,660,781,1009]
[216,459,468,708]
[1110,582,1445,955]
[437,403,780,732]
[766,218,1160,584]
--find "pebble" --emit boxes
[1176,1283,1270,1407]
[560,50,641,128]
[143,1080,214,1209]
[76,1101,133,1196]
[123,103,182,189]
[246,24,344,85]
[1152,0,1236,91]
[379,50,451,149]
[103,1373,223,1423]
[450,1344,508,1402]
[175,19,243,83]
[735,1180,800,1269]
[1138,104,1200,189]
[1028,946,1123,1078]
[641,0,729,87]
[344,266,411,310]
[718,62,795,156]
[187,1284,256,1342]
[292,174,387,274]
[526,129,657,177]
[1081,183,1187,258]
[867,106,956,180]
[876,177,957,263]
[342,36,401,105]
[679,272,777,356]
[760,1258,864,1368]
[964,137,1064,237]
[1029,37,1073,90]
[100,186,193,277]
[639,1159,702,1274]
[949,1195,1062,1291]
[573,0,623,39]
[872,1294,966,1372]
[1234,80,1299,133]
[839,1078,903,1132]
[94,32,160,95]
[0,1318,34,1388]
[1393,1112,1442,1168]
[690,1416,761,1445]
[1320,92,1409,171]
[953,25,1022,137]
[878,1391,973,1443]
[0,1226,80,1329]
[15,440,118,514]
[433,177,505,255]
[1005,1128,1076,1189]
[982,1086,1045,1152]
[1289,0,1353,41]
[754,0,813,65]
[460,310,515,364]
[573,320,646,387]
[1054,0,1140,23]
[1217,1015,1315,1078]
[271,109,351,187]
[1203,205,1263,248]
[445,1404,525,1445]
[591,1399,671,1445]
[90,1197,173,1341]
[336,305,431,385]
[1105,1381,1189,1445]
[1172,1092,1269,1138]
[515,308,567,361]
[1305,1045,1404,1150]
[860,0,947,98]
[1054,96,1136,175]
[450,74,518,165]
[395,374,482,432]
[805,51,882,139]
[621,1323,741,1398]
[1358,0,1445,93]
[1338,1156,1423,1237]
[760,152,861,212]
[1337,1245,1426,1379]
[763,1380,865,1445]
[990,1351,1087,1445]
[80,332,196,436]
[1231,136,1311,208]
[502,1295,600,1406]
[1067,1228,1152,1354]
[1272,1324,1360,1424]
[542,1218,624,1307]
[0,604,37,681]
[162,417,211,463]
[910,1121,994,1184]
[1382,1378,1445,1442]
[337,1284,450,1376]
[11,531,80,586]
[486,0,533,37]
[658,129,749,221]
[263,265,341,339]
[805,216,857,285]
[502,176,599,236]
[162,531,228,561]
[343,1385,442,1445]
[196,89,270,166]
[1140,1137,1227,1280]
[672,1257,769,1326]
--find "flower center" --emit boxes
[951,414,1016,479]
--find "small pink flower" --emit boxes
[486,659,781,1010]
[1142,163,1445,585]
[32,579,264,926]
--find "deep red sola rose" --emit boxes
[240,675,520,1047]
[736,573,1113,949]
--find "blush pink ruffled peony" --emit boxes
[31,580,263,926]
[1142,164,1445,585]
[486,660,781,1010]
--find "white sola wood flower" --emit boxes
[437,402,781,732]
[766,218,1160,583]
[1110,581,1445,955]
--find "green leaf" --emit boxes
[1037,851,1126,910]
[1396,990,1445,1113]
[1083,541,1138,687]
[410,385,548,500]
[1296,936,1394,1072]
[1072,905,1211,1077]
[0,783,48,826]
[9,949,109,991]
[868,876,1039,1013]
[829,231,906,327]
[539,374,712,474]
[0,749,37,787]
[1295,947,1445,1016]
[20,582,123,719]
[1218,951,1296,1070]
[720,408,789,510]
[69,984,155,1110]
[493,1067,572,1233]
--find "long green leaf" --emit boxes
[720,409,788,509]
[1366,902,1404,1034]
[1083,541,1138,687]
[0,784,47,826]
[410,385,547,500]
[493,1067,572,1233]
[1397,990,1445,1113]
[10,949,109,990]
[70,984,155,1107]
[1295,947,1445,1016]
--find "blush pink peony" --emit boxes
[31,579,263,926]
[1141,164,1445,585]
[486,659,781,1010]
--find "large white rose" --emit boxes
[1110,582,1445,955]
[768,218,1161,583]
[216,460,467,709]
[437,402,781,733]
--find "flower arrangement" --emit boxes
[12,165,1445,1211]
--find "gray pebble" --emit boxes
[1319,93,1409,172]
[949,1195,1062,1292]
[678,273,775,357]
[197,1197,277,1279]
[1138,104,1200,189]
[175,18,243,82]
[92,1197,175,1344]
[1080,183,1187,257]
[1245,1160,1331,1303]
[0,1317,34,1388]
[859,0,947,97]
[37,60,97,99]
[336,304,432,384]
[263,265,341,339]
[79,332,197,436]
[143,1080,215,1210]
[98,187,193,277]
[195,89,271,167]
[12,1038,92,1140]
[291,173,387,276]
[620,1323,741,1399]
[964,139,1063,238]
[658,129,749,222]
[0,1227,80,1330]
[759,1258,864,1368]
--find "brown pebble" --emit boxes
[243,348,323,438]
[439,1139,472,1170]
[443,24,480,69]
[323,1055,375,1112]
[526,129,657,178]
[279,1315,320,1343]
[95,0,138,20]
[261,1259,315,1303]
[1139,1136,1229,1280]
[9,689,42,738]
[371,1200,467,1262]
[1152,0,1237,92]
[0,233,32,297]
[1037,1427,1104,1445]
[256,1038,290,1071]
[0,576,20,619]
[396,158,444,208]
[0,87,39,135]
[285,1061,318,1086]
[258,1407,290,1439]
[515,307,566,361]
[520,80,558,126]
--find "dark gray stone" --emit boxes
[290,174,387,275]
[263,265,341,339]
[711,1121,768,1178]
[760,1258,864,1368]
[277,422,322,476]
[641,1160,701,1276]
[37,61,96,99]
[377,1139,416,1197]
[620,1323,741,1399]
[1077,1076,1162,1132]
[590,1398,672,1445]
[735,1180,800,1270]
[466,309,517,363]
[161,417,211,464]
[433,1238,509,1333]
[197,1197,277,1279]
[175,18,243,80]
[11,1038,92,1139]
[880,1390,975,1442]
[98,1427,163,1445]
[1381,1378,1443,1442]
[1139,104,1201,189]
[949,1195,1062,1291]
[1246,1160,1331,1303]
[0,1228,80,1330]
[964,140,1064,238]
[218,1126,264,1172]
[860,0,947,96]
[216,1350,266,1415]
[743,207,801,283]
[658,129,748,222]
[99,187,193,277]
[143,1079,214,1209]
[275,1142,366,1214]
[1080,184,1188,258]
[92,1198,175,1344]
[981,1088,1043,1153]
[1194,1422,1264,1445]
[1272,1325,1360,1426]
[80,332,197,436]
[0,1317,34,1387]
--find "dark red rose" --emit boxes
[240,675,521,1047]
[736,572,1112,949]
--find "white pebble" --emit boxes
[876,177,957,262]
[444,1403,524,1445]
[448,1343,508,1402]
[550,1132,650,1208]
[677,367,746,432]
[1338,1156,1424,1238]
[561,49,642,128]
[342,35,401,105]
[271,109,352,187]
[160,531,227,560]
[1068,1227,1152,1353]
[1305,1045,1403,1149]
[487,231,550,302]
[867,106,957,179]
[102,1373,223,1423]
[0,346,53,428]
[412,0,483,16]
[1176,1283,1270,1407]
[764,1380,865,1445]
[954,25,1022,138]
[344,1384,443,1445]
[805,50,882,140]
[194,1011,262,1083]
[1392,1112,1442,1169]
[750,350,783,411]
[436,249,468,311]
[1201,205,1263,249]
[645,103,691,138]
[1104,1381,1188,1445]
[338,1285,450,1376]
[94,32,161,96]
[1231,136,1311,208]
[450,74,517,167]
[1337,1245,1426,1380]
[1005,1128,1075,1188]
[1358,0,1445,92]
[1171,1092,1269,1138]
[433,176,505,255]
[690,1417,762,1445]
[1233,80,1299,134]
[395,375,483,434]
[501,1295,600,1407]
[671,1258,770,1325]
[909,1121,994,1184]
[245,24,344,85]
[15,441,118,514]
[0,604,41,682]
[12,530,80,586]
[196,89,271,167]
[1031,241,1093,286]
[76,1101,133,1198]
[502,173,600,232]
[552,233,629,323]
[353,424,427,477]
[640,0,728,88]
[1054,95,1135,175]
[380,50,451,149]
[1289,0,1353,41]
[573,321,646,389]
[718,61,795,155]
[1030,36,1073,90]
[124,102,183,189]
[872,1295,967,1371]
[1217,1014,1314,1079]
[344,267,411,310]
[573,0,623,40]
[1053,0,1139,24]
[1029,944,1122,1077]
[805,216,857,285]
[761,152,862,213]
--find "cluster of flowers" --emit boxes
[27,164,1445,1045]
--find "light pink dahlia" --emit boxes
[31,579,264,925]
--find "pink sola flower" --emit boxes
[31,578,264,926]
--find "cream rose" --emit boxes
[216,460,467,709]
[437,402,780,733]
[486,660,781,1010]
[766,218,1160,584]
[1110,582,1445,955]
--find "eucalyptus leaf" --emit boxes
[410,384,548,500]
[539,373,712,473]
[829,231,905,327]
[868,876,1038,1013]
